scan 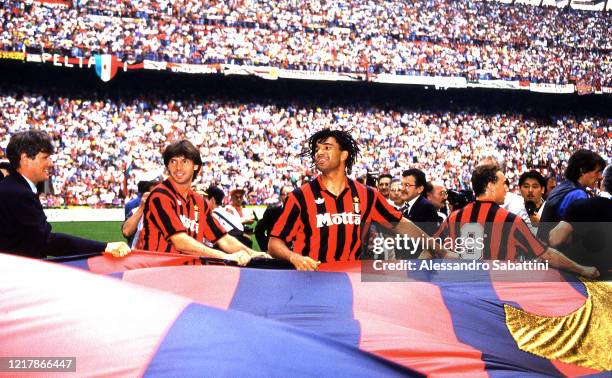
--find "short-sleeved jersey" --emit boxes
[270,175,402,262]
[434,200,546,260]
[138,179,227,253]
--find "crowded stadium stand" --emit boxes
[0,0,610,207]
[0,0,610,92]
[1,1,611,376]
[0,75,609,207]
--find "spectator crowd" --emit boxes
[0,87,609,208]
[0,0,610,85]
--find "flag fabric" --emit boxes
[2,252,609,376]
[94,54,120,82]
[0,254,420,377]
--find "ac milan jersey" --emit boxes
[139,179,226,253]
[270,176,402,262]
[435,201,546,260]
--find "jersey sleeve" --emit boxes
[370,190,403,226]
[511,218,547,258]
[269,193,301,243]
[201,202,227,244]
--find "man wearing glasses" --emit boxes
[400,168,441,236]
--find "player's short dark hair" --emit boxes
[402,168,427,188]
[162,140,203,177]
[205,186,225,206]
[137,180,159,194]
[518,170,546,188]
[564,149,606,182]
[471,164,502,197]
[378,173,393,182]
[6,130,55,169]
[303,129,360,174]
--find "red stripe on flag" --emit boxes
[87,250,203,274]
[490,269,587,317]
[346,273,487,377]
[122,265,241,311]
[0,254,190,377]
[550,359,600,377]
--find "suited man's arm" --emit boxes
[11,190,107,257]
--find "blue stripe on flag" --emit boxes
[415,268,566,377]
[229,268,360,346]
[144,303,421,377]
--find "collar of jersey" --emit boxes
[317,175,350,199]
[165,178,192,202]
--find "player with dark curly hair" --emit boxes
[269,128,455,270]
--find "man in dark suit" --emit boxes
[0,130,130,259]
[401,168,441,236]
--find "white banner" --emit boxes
[143,60,167,70]
[44,207,267,222]
[277,69,363,82]
[529,82,575,94]
[469,79,525,90]
[374,74,467,88]
[45,208,125,222]
[25,53,42,63]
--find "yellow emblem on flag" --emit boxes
[504,280,612,370]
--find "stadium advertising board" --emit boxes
[143,60,168,70]
[468,79,526,90]
[576,82,595,95]
[40,53,95,68]
[529,83,575,94]
[168,63,219,75]
[374,74,468,88]
[34,0,71,8]
[0,51,25,61]
[277,69,363,82]
[222,64,279,80]
[43,208,124,222]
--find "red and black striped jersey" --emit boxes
[434,200,546,260]
[270,175,402,262]
[138,179,227,253]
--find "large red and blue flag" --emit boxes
[1,252,609,376]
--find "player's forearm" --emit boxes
[541,248,586,275]
[121,208,143,238]
[548,221,572,248]
[217,234,255,254]
[170,233,229,260]
[267,237,296,262]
